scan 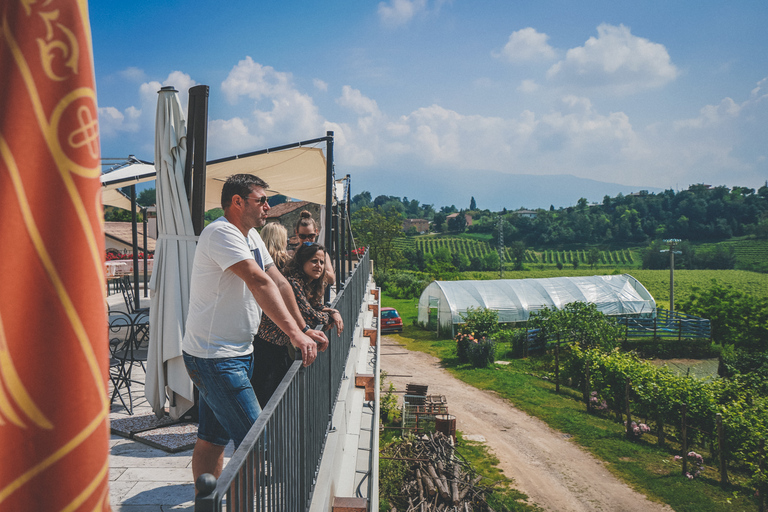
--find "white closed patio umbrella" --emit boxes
[145,86,196,419]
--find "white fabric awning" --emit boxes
[204,146,327,210]
[101,145,328,211]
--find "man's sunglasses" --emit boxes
[244,195,268,205]
[297,233,316,240]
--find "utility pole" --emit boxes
[660,239,682,313]
[498,215,504,279]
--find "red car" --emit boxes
[381,307,403,333]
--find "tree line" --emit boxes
[352,183,768,245]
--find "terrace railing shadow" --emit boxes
[194,250,371,512]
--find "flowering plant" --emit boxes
[624,420,651,438]
[455,331,495,367]
[106,251,152,261]
[589,391,608,411]
[674,451,704,479]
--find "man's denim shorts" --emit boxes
[183,352,261,448]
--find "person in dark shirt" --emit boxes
[251,242,343,407]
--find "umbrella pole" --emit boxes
[130,184,140,311]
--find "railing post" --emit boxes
[554,335,560,394]
[194,474,218,512]
[716,413,728,486]
[681,403,688,477]
[625,377,633,439]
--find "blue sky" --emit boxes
[92,0,768,209]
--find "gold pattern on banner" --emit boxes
[0,313,54,430]
[67,104,99,159]
[35,7,80,81]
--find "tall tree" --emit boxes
[351,206,405,273]
[470,196,477,210]
[510,241,527,271]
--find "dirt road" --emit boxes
[380,337,674,512]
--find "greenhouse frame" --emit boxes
[417,274,656,337]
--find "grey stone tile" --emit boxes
[111,505,162,512]
[117,468,192,483]
[109,480,137,503]
[111,467,127,481]
[119,481,195,507]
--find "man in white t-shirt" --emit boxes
[182,174,328,485]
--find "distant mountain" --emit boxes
[351,167,664,211]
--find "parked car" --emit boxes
[380,307,403,333]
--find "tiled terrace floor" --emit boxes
[107,290,234,511]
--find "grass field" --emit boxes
[395,233,768,273]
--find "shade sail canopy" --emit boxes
[205,147,327,209]
[101,187,132,210]
[101,145,328,210]
[418,274,656,336]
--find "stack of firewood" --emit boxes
[383,432,500,512]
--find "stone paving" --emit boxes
[107,290,234,511]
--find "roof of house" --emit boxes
[266,200,310,219]
[104,222,156,252]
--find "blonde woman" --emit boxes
[260,222,289,272]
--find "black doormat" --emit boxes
[133,422,198,453]
[111,413,197,453]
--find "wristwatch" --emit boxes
[302,324,310,333]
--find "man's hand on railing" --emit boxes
[306,328,329,352]
[292,332,320,367]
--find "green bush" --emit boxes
[458,307,500,339]
[493,328,528,358]
[468,338,496,367]
[375,270,431,299]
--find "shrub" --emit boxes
[456,332,495,367]
[375,270,431,299]
[493,328,528,359]
[459,307,500,339]
[468,338,496,367]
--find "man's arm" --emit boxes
[266,265,329,351]
[229,259,318,366]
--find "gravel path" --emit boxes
[380,337,674,512]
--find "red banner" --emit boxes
[0,1,110,510]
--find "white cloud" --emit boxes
[496,28,556,63]
[546,24,678,95]
[98,72,195,140]
[119,67,146,82]
[377,0,427,27]
[518,79,539,93]
[313,78,328,91]
[206,57,324,156]
[337,86,381,117]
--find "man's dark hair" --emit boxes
[221,174,269,209]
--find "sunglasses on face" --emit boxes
[297,233,316,240]
[244,195,268,205]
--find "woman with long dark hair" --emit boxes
[251,243,343,407]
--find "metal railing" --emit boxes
[195,250,371,511]
[619,309,711,340]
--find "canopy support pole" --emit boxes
[324,131,334,301]
[185,85,209,236]
[130,185,140,311]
